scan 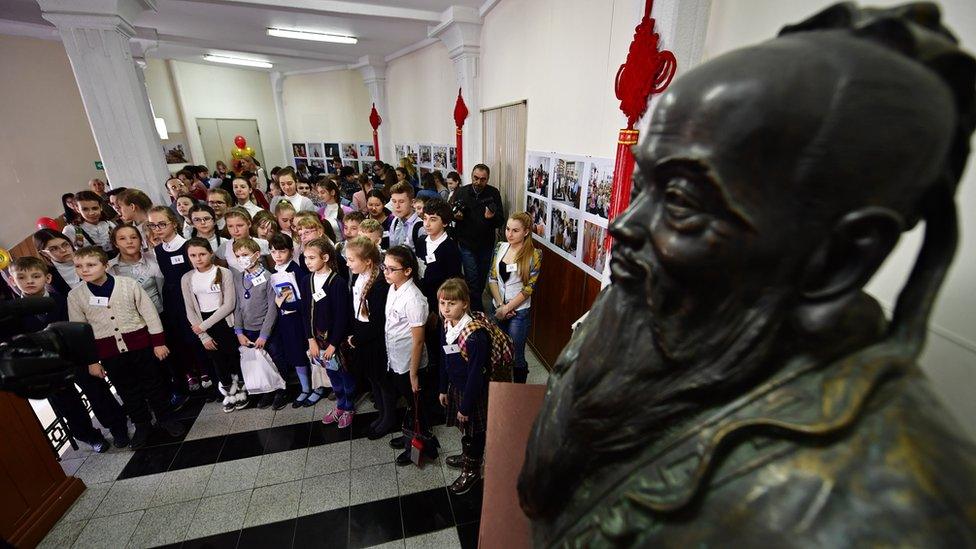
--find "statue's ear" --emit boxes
[794,207,902,331]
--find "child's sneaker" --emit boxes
[200,375,213,389]
[187,377,201,392]
[234,392,252,410]
[222,396,236,413]
[337,411,354,429]
[321,408,341,425]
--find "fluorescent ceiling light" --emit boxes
[203,54,273,69]
[155,117,168,140]
[267,27,357,44]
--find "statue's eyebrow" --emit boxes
[653,157,756,231]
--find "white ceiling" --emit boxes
[0,0,487,72]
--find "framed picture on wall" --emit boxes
[162,133,191,164]
[526,153,551,198]
[295,157,309,171]
[585,159,613,220]
[310,159,325,171]
[308,142,324,158]
[323,143,340,159]
[433,146,448,169]
[449,147,457,170]
[552,156,585,210]
[550,203,581,258]
[405,144,419,165]
[340,143,359,159]
[419,145,432,166]
[528,195,550,238]
[581,220,609,277]
[292,143,307,157]
[359,143,376,159]
[395,144,406,160]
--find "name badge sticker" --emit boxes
[382,231,390,238]
[209,284,221,293]
[443,344,461,355]
[425,253,436,264]
[506,263,518,273]
[312,289,327,302]
[170,255,185,265]
[251,273,267,286]
[89,296,109,307]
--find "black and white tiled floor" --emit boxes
[41,352,549,548]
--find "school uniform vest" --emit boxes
[492,242,535,311]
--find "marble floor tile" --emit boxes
[74,451,133,485]
[305,440,351,477]
[243,480,301,528]
[184,490,252,539]
[72,510,143,549]
[350,462,398,506]
[150,464,214,507]
[253,448,308,487]
[396,460,446,496]
[92,473,164,518]
[126,500,200,548]
[204,456,261,497]
[404,527,461,549]
[298,470,351,517]
[38,519,87,549]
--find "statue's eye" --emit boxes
[663,180,702,219]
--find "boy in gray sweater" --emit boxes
[232,238,289,410]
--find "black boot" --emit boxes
[447,435,470,468]
[449,435,481,494]
[513,368,528,384]
[130,423,152,449]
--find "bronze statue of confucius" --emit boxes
[518,3,976,547]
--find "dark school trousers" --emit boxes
[48,366,126,441]
[202,312,242,389]
[100,347,172,426]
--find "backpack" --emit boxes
[457,311,515,382]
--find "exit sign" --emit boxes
[94,161,103,170]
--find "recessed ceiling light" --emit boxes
[267,27,357,44]
[203,54,273,69]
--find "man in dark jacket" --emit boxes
[448,164,505,311]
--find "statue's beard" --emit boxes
[518,268,791,519]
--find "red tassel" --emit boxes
[369,103,382,161]
[454,89,469,174]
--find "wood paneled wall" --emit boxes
[527,245,602,368]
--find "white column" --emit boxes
[39,0,170,204]
[354,56,392,163]
[431,6,483,173]
[269,71,292,168]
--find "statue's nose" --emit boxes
[609,199,650,248]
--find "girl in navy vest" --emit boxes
[150,205,211,398]
[267,233,313,407]
[301,237,351,413]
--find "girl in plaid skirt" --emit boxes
[437,278,490,495]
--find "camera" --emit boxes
[0,297,98,399]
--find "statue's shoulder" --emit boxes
[554,361,976,548]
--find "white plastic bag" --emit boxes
[239,347,286,395]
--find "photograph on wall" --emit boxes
[433,146,448,170]
[552,157,584,209]
[327,157,343,174]
[449,147,458,170]
[341,143,359,159]
[292,143,307,158]
[419,144,432,166]
[586,159,613,220]
[310,159,325,171]
[528,195,549,238]
[322,143,340,159]
[162,133,191,164]
[395,144,406,160]
[526,153,551,198]
[550,204,580,257]
[295,158,309,172]
[308,142,324,158]
[405,144,419,165]
[359,143,376,159]
[581,220,609,276]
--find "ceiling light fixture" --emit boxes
[267,27,357,44]
[203,54,273,69]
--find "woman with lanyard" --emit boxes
[487,212,542,384]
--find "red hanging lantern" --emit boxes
[453,88,469,174]
[605,0,677,251]
[369,103,382,162]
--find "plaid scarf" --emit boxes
[457,311,515,382]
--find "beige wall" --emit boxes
[0,34,102,249]
[481,0,638,158]
[146,60,288,170]
[704,0,976,438]
[282,69,374,144]
[386,41,457,146]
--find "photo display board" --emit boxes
[395,142,459,174]
[292,141,374,175]
[525,150,612,279]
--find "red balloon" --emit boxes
[36,217,60,231]
[234,135,247,149]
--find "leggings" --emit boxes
[201,311,242,390]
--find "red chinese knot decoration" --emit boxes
[369,103,382,162]
[605,0,677,251]
[454,88,469,174]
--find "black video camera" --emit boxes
[0,297,98,399]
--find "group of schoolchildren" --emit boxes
[9,162,542,496]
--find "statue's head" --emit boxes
[520,2,975,522]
